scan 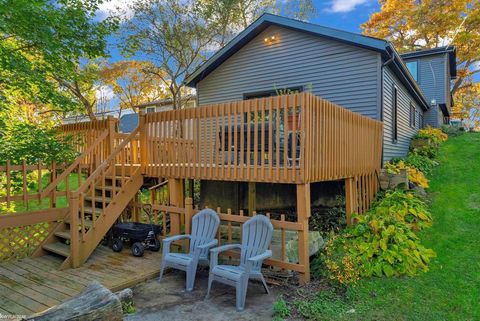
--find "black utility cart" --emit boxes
[110,204,162,257]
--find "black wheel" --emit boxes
[112,239,123,252]
[150,238,160,252]
[132,242,145,257]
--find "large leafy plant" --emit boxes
[385,160,429,189]
[315,191,435,285]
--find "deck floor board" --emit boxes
[0,245,162,316]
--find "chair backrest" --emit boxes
[189,209,220,258]
[240,215,274,272]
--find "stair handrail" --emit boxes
[40,129,110,199]
[75,125,142,195]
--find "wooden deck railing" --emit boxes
[142,92,383,184]
[59,117,118,166]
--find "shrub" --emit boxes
[385,160,429,189]
[441,124,464,137]
[403,153,438,175]
[315,191,435,284]
[416,126,448,143]
[273,297,291,321]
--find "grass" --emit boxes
[2,172,83,213]
[276,133,480,320]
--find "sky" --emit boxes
[98,0,381,64]
[95,0,382,110]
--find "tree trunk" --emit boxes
[23,281,123,321]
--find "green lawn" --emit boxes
[5,172,83,213]
[284,133,480,320]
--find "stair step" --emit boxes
[83,206,103,215]
[84,196,112,203]
[54,230,72,240]
[105,175,131,181]
[43,242,70,257]
[65,218,93,229]
[95,186,121,192]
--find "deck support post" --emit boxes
[168,178,184,236]
[296,183,310,284]
[247,182,256,215]
[345,177,357,225]
[70,192,80,268]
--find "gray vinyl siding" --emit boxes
[382,67,422,163]
[423,105,443,128]
[197,25,380,119]
[403,53,449,127]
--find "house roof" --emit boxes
[185,13,430,110]
[119,113,138,133]
[135,94,196,109]
[400,46,457,79]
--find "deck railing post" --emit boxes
[296,183,311,283]
[69,191,80,268]
[107,115,116,158]
[138,111,147,172]
[184,197,193,250]
[345,176,357,225]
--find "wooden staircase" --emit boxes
[32,125,144,269]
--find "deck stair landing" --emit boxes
[0,247,161,316]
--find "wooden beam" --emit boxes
[168,178,184,235]
[247,182,256,215]
[345,177,357,225]
[296,183,310,283]
[0,208,68,229]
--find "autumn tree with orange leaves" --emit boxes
[99,60,168,117]
[362,0,480,123]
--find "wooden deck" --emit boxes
[0,245,162,316]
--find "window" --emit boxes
[409,103,416,128]
[146,107,156,113]
[406,61,418,81]
[243,86,303,100]
[392,86,398,143]
[419,113,424,128]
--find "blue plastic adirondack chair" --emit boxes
[159,208,220,291]
[206,214,273,311]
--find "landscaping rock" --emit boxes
[286,231,324,263]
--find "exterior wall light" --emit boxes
[263,35,277,44]
[431,99,436,106]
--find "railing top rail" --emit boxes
[40,129,110,198]
[76,125,142,195]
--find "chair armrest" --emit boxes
[197,239,218,250]
[247,250,272,263]
[209,244,241,269]
[245,250,272,274]
[193,239,218,260]
[162,234,190,255]
[210,243,241,254]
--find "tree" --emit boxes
[99,60,168,117]
[362,0,480,95]
[120,0,316,109]
[0,0,118,115]
[120,0,217,110]
[452,81,480,127]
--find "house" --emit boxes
[135,94,197,113]
[401,47,456,127]
[185,13,456,163]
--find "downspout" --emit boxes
[379,49,395,167]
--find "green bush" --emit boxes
[315,190,435,285]
[441,124,464,137]
[393,153,438,175]
[0,122,78,165]
[272,297,290,321]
